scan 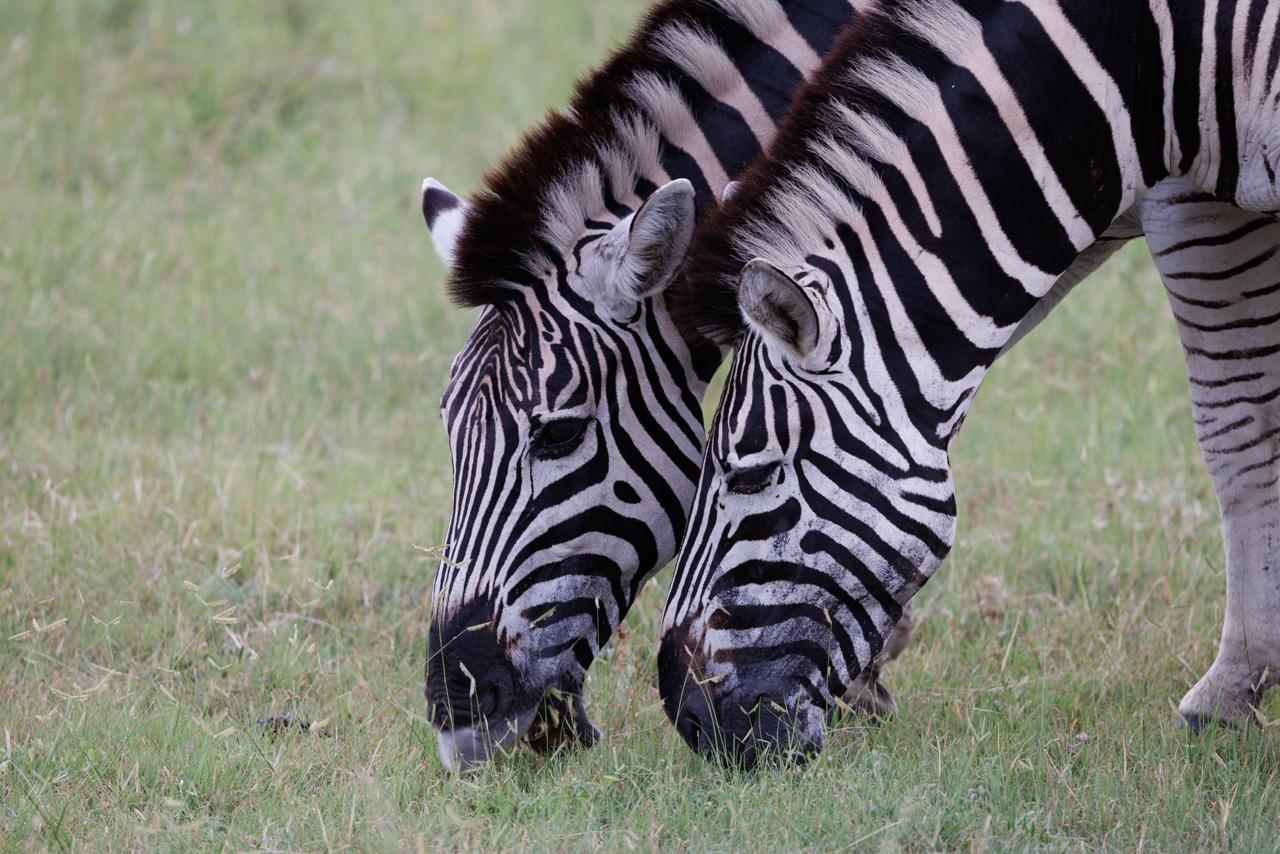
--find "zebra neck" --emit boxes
[795,1,1201,443]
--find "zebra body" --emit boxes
[660,0,1280,766]
[419,0,869,770]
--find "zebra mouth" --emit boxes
[427,592,607,769]
[436,709,537,772]
[434,682,601,771]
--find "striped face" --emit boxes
[424,179,718,769]
[659,261,956,767]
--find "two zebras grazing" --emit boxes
[423,0,1280,770]
[422,0,875,770]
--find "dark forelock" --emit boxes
[449,0,776,309]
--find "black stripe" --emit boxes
[988,2,1122,235]
[1195,384,1280,410]
[1172,0,1206,174]
[1173,307,1280,332]
[1155,217,1271,256]
[1189,371,1265,388]
[1207,424,1280,456]
[1199,415,1256,441]
[1243,280,1280,299]
[1215,0,1241,198]
[1184,342,1280,361]
[1166,245,1279,281]
[785,0,861,56]
[1244,0,1270,66]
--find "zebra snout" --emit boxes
[671,684,719,758]
[658,628,724,759]
[658,629,825,768]
[707,684,825,770]
[426,602,532,734]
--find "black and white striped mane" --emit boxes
[671,0,969,344]
[449,0,792,309]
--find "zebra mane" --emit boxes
[671,0,951,346]
[449,0,793,308]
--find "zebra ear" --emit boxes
[721,181,742,204]
[422,178,470,270]
[739,259,822,361]
[616,178,696,300]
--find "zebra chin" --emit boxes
[657,628,827,770]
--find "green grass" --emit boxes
[2,2,1278,850]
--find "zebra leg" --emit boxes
[1141,179,1280,730]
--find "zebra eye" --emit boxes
[726,461,780,495]
[531,417,589,459]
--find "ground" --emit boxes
[2,2,1279,851]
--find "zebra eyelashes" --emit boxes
[529,416,591,460]
[725,460,782,495]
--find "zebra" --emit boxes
[658,0,1280,767]
[417,0,888,771]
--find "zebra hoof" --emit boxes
[1180,712,1239,736]
[526,690,600,754]
[1178,666,1268,735]
[1180,695,1262,735]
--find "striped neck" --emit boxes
[679,0,1280,441]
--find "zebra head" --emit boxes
[659,259,956,768]
[422,176,718,770]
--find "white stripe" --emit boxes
[901,2,1095,250]
[628,73,732,192]
[1148,0,1183,170]
[1016,0,1145,206]
[1196,0,1223,190]
[652,22,775,149]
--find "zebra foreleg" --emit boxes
[1142,179,1280,729]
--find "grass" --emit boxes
[1,1,1278,850]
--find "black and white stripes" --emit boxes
[659,0,1280,766]
[421,0,865,770]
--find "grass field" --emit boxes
[2,2,1279,850]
